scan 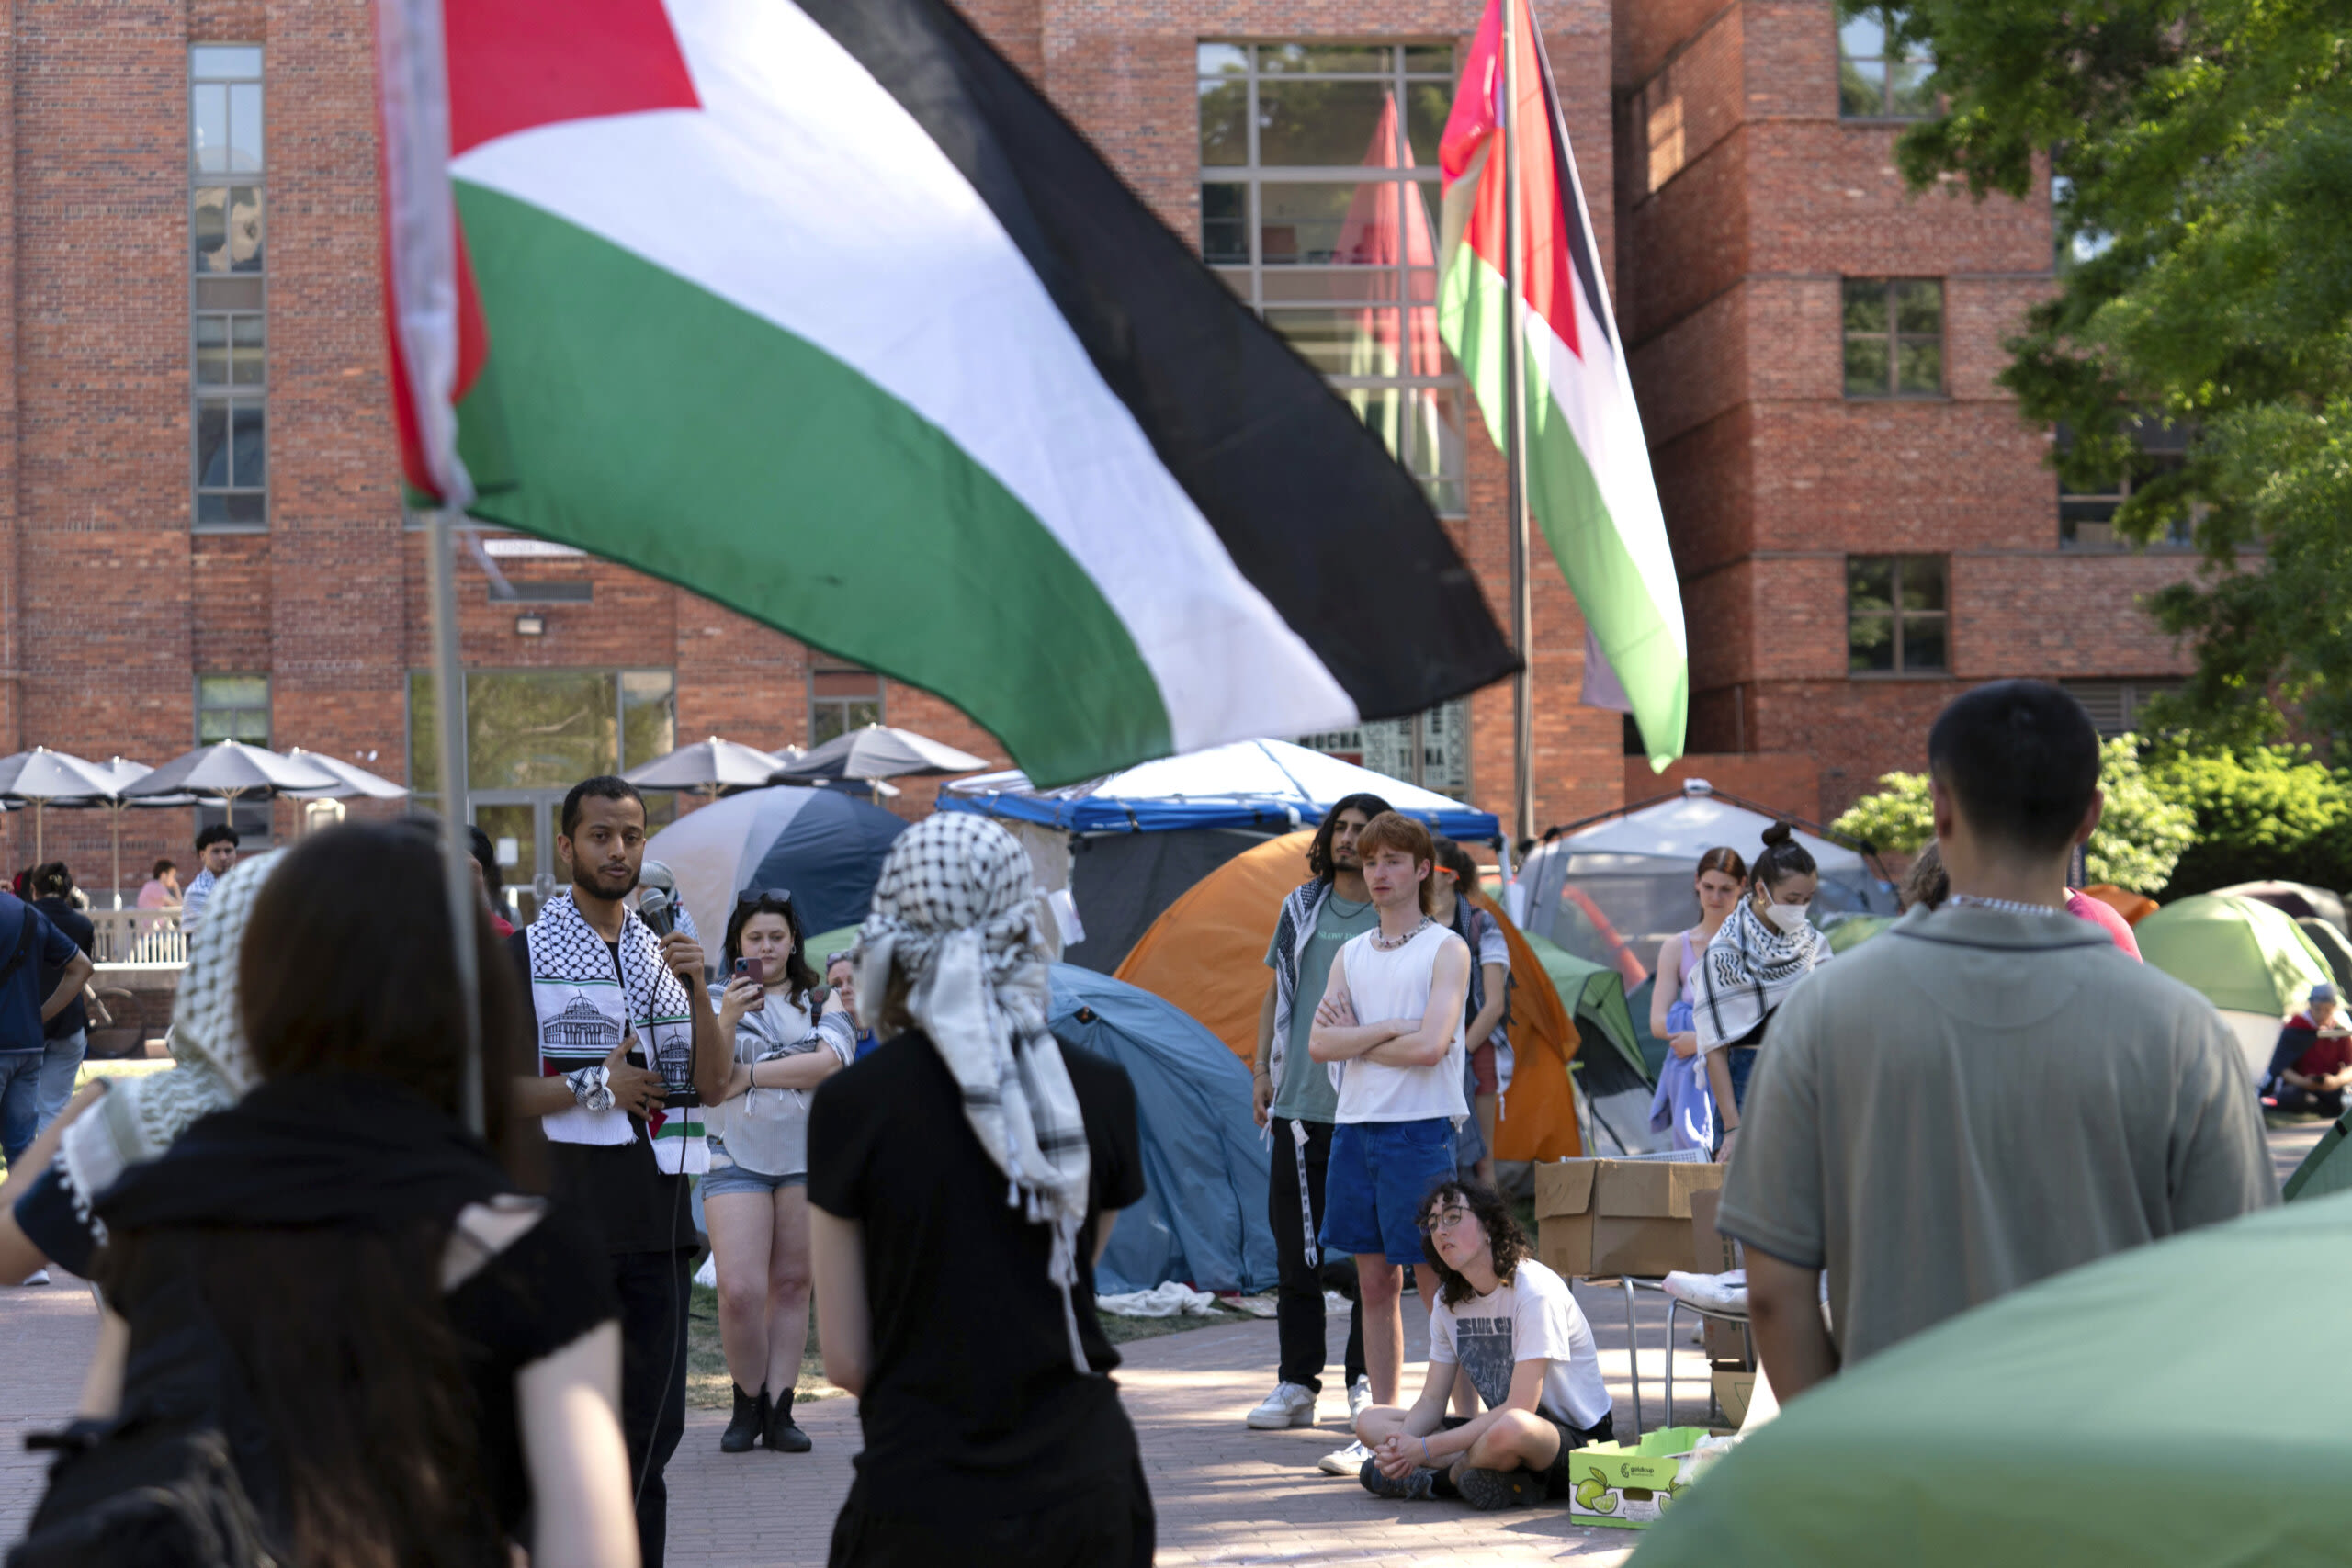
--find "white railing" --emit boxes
[88,909,188,966]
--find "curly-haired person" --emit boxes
[1352,1180,1613,1510]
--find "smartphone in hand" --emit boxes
[734,955,764,1011]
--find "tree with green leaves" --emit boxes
[1829,737,2194,893]
[1881,0,2352,742]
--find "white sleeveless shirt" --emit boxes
[1330,921,1471,1125]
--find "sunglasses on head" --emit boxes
[733,886,795,908]
[823,950,855,968]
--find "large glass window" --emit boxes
[191,46,266,528]
[1847,556,1949,675]
[1838,6,1936,118]
[810,666,884,746]
[196,673,269,744]
[1299,699,1471,799]
[1843,278,1943,398]
[1200,41,1466,515]
[409,669,675,805]
[2057,420,2194,550]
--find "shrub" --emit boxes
[2145,744,2352,897]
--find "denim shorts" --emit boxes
[699,1159,807,1200]
[1320,1117,1455,1266]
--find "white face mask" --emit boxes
[1764,901,1813,936]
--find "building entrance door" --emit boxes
[470,791,567,926]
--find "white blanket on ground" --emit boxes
[1097,1282,1220,1318]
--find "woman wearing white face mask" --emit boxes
[1690,823,1832,1163]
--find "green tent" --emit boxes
[802,922,860,969]
[1523,931,1647,1086]
[2296,917,2352,993]
[2285,1117,2352,1202]
[1631,1192,2351,1568]
[2134,892,2331,1017]
[1823,912,1897,954]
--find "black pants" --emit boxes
[829,1450,1155,1568]
[1269,1116,1366,1395]
[613,1249,691,1568]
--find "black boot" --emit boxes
[765,1383,812,1452]
[721,1384,768,1454]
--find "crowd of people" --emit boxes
[0,677,2307,1562]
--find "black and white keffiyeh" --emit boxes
[526,888,706,1172]
[853,813,1095,1372]
[1693,898,1832,1054]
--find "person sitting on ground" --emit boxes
[1354,1180,1613,1510]
[1726,681,2276,1401]
[809,813,1152,1566]
[26,824,636,1565]
[1692,822,1832,1163]
[2267,983,2352,1116]
[136,858,181,909]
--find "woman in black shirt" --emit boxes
[808,814,1152,1568]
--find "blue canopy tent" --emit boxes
[945,739,1502,972]
[1048,964,1277,1296]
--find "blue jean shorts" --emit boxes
[1320,1117,1455,1266]
[699,1159,806,1201]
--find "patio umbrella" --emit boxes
[277,749,412,801]
[773,724,987,784]
[0,748,120,863]
[623,736,798,795]
[121,739,339,801]
[63,759,184,909]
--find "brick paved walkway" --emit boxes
[2,1119,2325,1564]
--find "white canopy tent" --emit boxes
[1513,780,1894,978]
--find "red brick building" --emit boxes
[0,0,2190,907]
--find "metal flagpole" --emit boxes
[426,506,485,1136]
[1502,0,1536,850]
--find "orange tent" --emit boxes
[2083,884,2160,926]
[1113,830,1585,1161]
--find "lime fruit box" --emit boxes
[1563,1426,1713,1529]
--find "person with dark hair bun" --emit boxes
[1722,681,2273,1405]
[1646,847,1747,1153]
[1690,823,1829,1160]
[1351,1180,1611,1509]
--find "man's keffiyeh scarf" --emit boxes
[1693,897,1832,1053]
[854,813,1095,1373]
[526,889,707,1173]
[57,850,282,1242]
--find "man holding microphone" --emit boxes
[508,775,731,1568]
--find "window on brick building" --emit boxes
[1838,6,1936,118]
[1198,41,1466,515]
[1842,278,1942,398]
[1847,556,1948,675]
[2060,680,2181,738]
[191,45,266,530]
[810,665,884,746]
[197,673,270,745]
[1299,698,1471,799]
[2056,420,2195,550]
[407,670,679,821]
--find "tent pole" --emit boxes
[426,506,485,1138]
[1502,0,1535,852]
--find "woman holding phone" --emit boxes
[706,890,855,1455]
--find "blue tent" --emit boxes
[644,784,908,948]
[1049,964,1277,1295]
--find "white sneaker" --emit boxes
[1348,1376,1373,1423]
[1245,1381,1318,1430]
[1318,1438,1372,1476]
[19,1269,48,1287]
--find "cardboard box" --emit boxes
[1535,1158,1726,1280]
[1562,1427,1710,1528]
[1712,1369,1757,1427]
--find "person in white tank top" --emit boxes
[1306,813,1472,1414]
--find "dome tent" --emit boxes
[2135,892,2334,1080]
[1048,964,1276,1295]
[641,784,907,948]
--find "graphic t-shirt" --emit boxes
[1427,1257,1611,1431]
[1264,890,1378,1123]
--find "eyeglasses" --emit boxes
[1422,1206,1473,1235]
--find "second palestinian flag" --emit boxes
[377,0,1516,788]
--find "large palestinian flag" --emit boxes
[373,0,1515,788]
[1438,0,1688,767]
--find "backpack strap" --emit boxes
[0,902,43,990]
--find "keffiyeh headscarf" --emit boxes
[57,849,282,1238]
[1692,897,1832,1054]
[854,813,1095,1372]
